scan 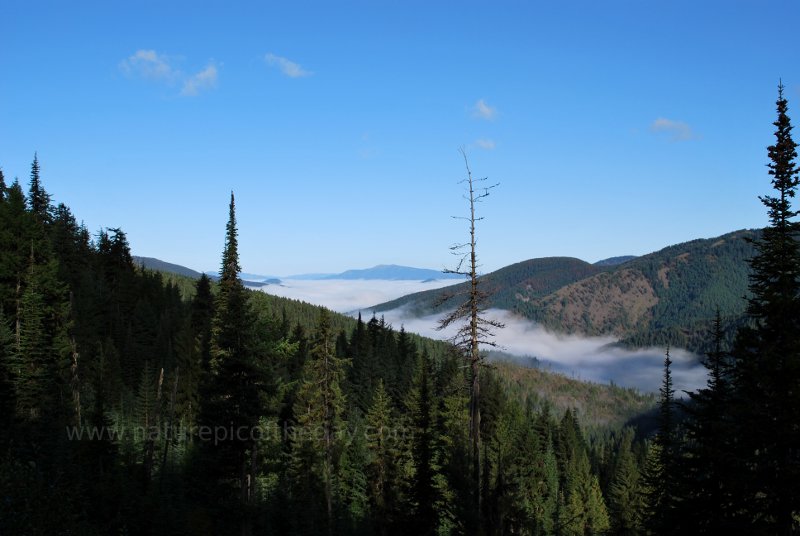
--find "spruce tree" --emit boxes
[190,273,214,371]
[409,350,438,535]
[608,428,645,535]
[196,192,263,526]
[289,308,348,535]
[731,82,800,534]
[679,311,736,533]
[645,348,676,534]
[365,380,397,535]
[28,153,51,223]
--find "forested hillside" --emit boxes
[372,231,757,352]
[372,257,606,316]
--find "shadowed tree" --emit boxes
[678,311,737,533]
[28,153,51,224]
[645,347,677,534]
[731,81,800,534]
[196,192,264,534]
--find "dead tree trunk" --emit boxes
[437,149,503,529]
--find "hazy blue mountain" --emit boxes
[133,256,202,278]
[203,271,279,283]
[289,264,464,281]
[285,272,336,280]
[240,272,280,281]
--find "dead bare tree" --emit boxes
[437,148,503,520]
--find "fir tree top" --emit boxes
[28,153,51,221]
[765,81,800,225]
[220,191,241,282]
[748,82,800,324]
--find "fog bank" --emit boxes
[256,278,459,313]
[367,307,707,394]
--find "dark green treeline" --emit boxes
[0,159,645,535]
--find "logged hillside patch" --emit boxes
[533,269,658,337]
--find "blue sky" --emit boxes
[1,0,798,275]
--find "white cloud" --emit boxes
[377,307,708,394]
[650,117,695,141]
[181,64,218,96]
[472,98,497,120]
[257,279,460,313]
[474,138,496,150]
[265,53,312,78]
[120,49,177,81]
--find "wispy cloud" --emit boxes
[265,53,312,78]
[181,64,218,96]
[120,49,177,81]
[650,117,695,141]
[120,50,218,97]
[472,98,497,120]
[473,138,496,150]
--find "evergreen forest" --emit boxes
[1,84,799,535]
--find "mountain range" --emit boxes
[137,229,761,353]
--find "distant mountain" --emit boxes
[594,255,637,267]
[203,271,280,283]
[133,256,202,278]
[370,229,761,352]
[285,272,336,280]
[290,264,464,281]
[240,272,280,281]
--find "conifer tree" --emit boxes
[731,82,800,534]
[0,309,14,438]
[608,428,644,535]
[290,308,348,535]
[190,273,214,371]
[409,350,438,535]
[679,311,736,533]
[196,192,263,526]
[28,153,51,223]
[365,380,397,535]
[645,348,676,533]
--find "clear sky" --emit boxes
[1,0,798,275]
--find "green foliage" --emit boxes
[607,428,645,535]
[11,153,774,535]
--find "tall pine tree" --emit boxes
[196,192,263,530]
[731,82,800,534]
[645,348,677,534]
